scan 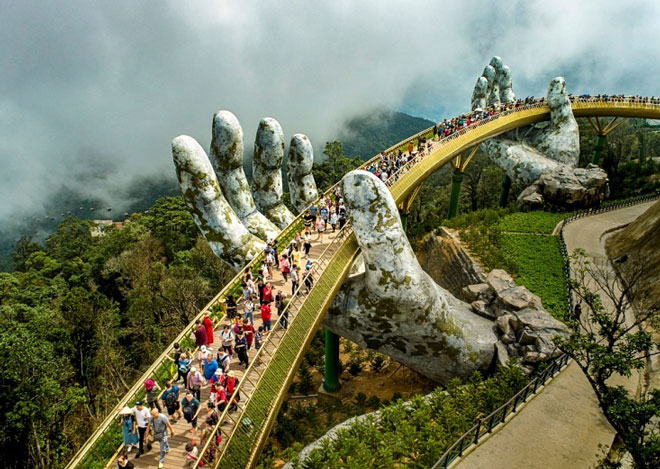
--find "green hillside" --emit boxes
[340,109,435,159]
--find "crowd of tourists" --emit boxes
[115,192,349,468]
[113,92,659,468]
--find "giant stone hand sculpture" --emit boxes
[173,111,317,269]
[473,57,608,208]
[173,111,567,384]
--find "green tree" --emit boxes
[312,142,362,192]
[144,196,198,260]
[12,235,43,272]
[557,250,660,468]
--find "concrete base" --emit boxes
[317,382,344,404]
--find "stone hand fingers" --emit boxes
[172,135,266,269]
[210,111,280,240]
[251,118,295,228]
[286,134,319,213]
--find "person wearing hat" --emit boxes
[187,365,204,401]
[197,344,210,372]
[133,401,151,458]
[145,378,162,413]
[119,407,139,453]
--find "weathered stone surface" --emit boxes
[517,164,610,210]
[286,134,319,214]
[209,110,281,242]
[486,269,516,293]
[471,300,496,319]
[323,171,498,384]
[172,135,266,269]
[495,341,509,367]
[417,227,486,299]
[251,118,295,228]
[463,283,494,303]
[498,286,540,311]
[472,57,608,209]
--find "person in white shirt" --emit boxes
[133,401,151,458]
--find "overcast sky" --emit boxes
[1,0,659,224]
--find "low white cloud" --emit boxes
[1,0,659,223]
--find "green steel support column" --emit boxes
[639,131,646,167]
[399,210,408,232]
[447,170,464,219]
[592,134,606,165]
[323,329,341,393]
[499,175,512,208]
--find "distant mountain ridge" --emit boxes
[0,110,434,271]
[339,109,436,159]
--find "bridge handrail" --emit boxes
[68,96,660,468]
[430,354,571,469]
[432,190,660,469]
[192,100,555,467]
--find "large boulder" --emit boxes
[517,164,610,210]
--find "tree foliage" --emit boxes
[556,251,660,468]
[0,196,232,468]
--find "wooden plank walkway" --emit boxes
[131,231,337,468]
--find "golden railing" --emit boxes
[67,97,660,469]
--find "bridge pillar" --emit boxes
[499,175,512,208]
[587,117,627,166]
[592,134,606,165]
[447,170,464,219]
[639,131,647,167]
[322,329,341,393]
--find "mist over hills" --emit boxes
[0,109,434,271]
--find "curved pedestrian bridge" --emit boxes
[68,97,660,469]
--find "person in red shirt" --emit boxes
[242,318,255,350]
[262,282,274,305]
[193,320,207,347]
[260,303,272,332]
[203,312,214,347]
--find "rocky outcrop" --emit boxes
[462,269,569,371]
[416,227,486,299]
[606,199,660,308]
[518,164,610,210]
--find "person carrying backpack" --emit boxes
[145,379,162,412]
[216,350,230,373]
[160,380,182,423]
[177,353,191,390]
[181,391,201,438]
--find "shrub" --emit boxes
[367,351,387,373]
[366,395,381,409]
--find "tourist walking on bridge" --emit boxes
[181,392,201,439]
[119,407,139,453]
[145,407,174,469]
[132,401,151,459]
[203,312,214,347]
[194,319,207,347]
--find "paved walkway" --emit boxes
[458,202,654,469]
[130,230,337,469]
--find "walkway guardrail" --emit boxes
[431,354,571,469]
[433,190,660,469]
[67,97,660,469]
